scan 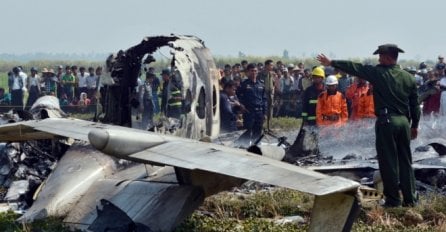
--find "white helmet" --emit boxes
[325,75,338,85]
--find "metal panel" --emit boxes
[127,139,359,196]
[64,179,204,232]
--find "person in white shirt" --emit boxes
[26,67,41,107]
[8,67,24,108]
[18,66,28,92]
[86,67,98,100]
[77,66,89,98]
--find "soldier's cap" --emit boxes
[373,44,404,55]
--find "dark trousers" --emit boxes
[240,111,264,143]
[11,89,23,108]
[141,99,154,130]
[167,105,182,119]
[26,86,39,107]
[375,115,416,206]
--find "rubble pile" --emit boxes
[0,141,64,212]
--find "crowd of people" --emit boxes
[1,56,445,132]
[218,55,446,135]
[1,65,103,109]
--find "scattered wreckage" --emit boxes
[284,117,446,195]
[0,35,360,232]
[1,34,445,232]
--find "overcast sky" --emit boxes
[1,0,443,61]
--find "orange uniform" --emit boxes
[316,91,348,126]
[346,83,375,120]
[357,90,375,118]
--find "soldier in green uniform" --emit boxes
[317,44,421,207]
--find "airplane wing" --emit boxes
[0,118,359,196]
[126,140,359,196]
[0,118,108,141]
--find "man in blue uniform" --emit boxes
[238,63,267,144]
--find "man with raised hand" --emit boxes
[317,44,420,208]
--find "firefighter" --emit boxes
[346,77,375,120]
[166,70,183,119]
[357,83,375,119]
[301,67,325,126]
[316,75,348,126]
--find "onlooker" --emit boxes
[278,68,294,117]
[435,55,446,71]
[147,67,160,114]
[55,65,64,98]
[257,59,275,131]
[26,67,41,107]
[160,69,171,116]
[78,92,91,106]
[8,67,24,108]
[220,81,241,133]
[61,66,76,101]
[220,64,233,87]
[299,68,313,91]
[139,73,155,130]
[86,67,97,101]
[77,66,89,97]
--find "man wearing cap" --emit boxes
[317,44,420,207]
[42,68,58,95]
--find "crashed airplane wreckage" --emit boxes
[0,35,361,232]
